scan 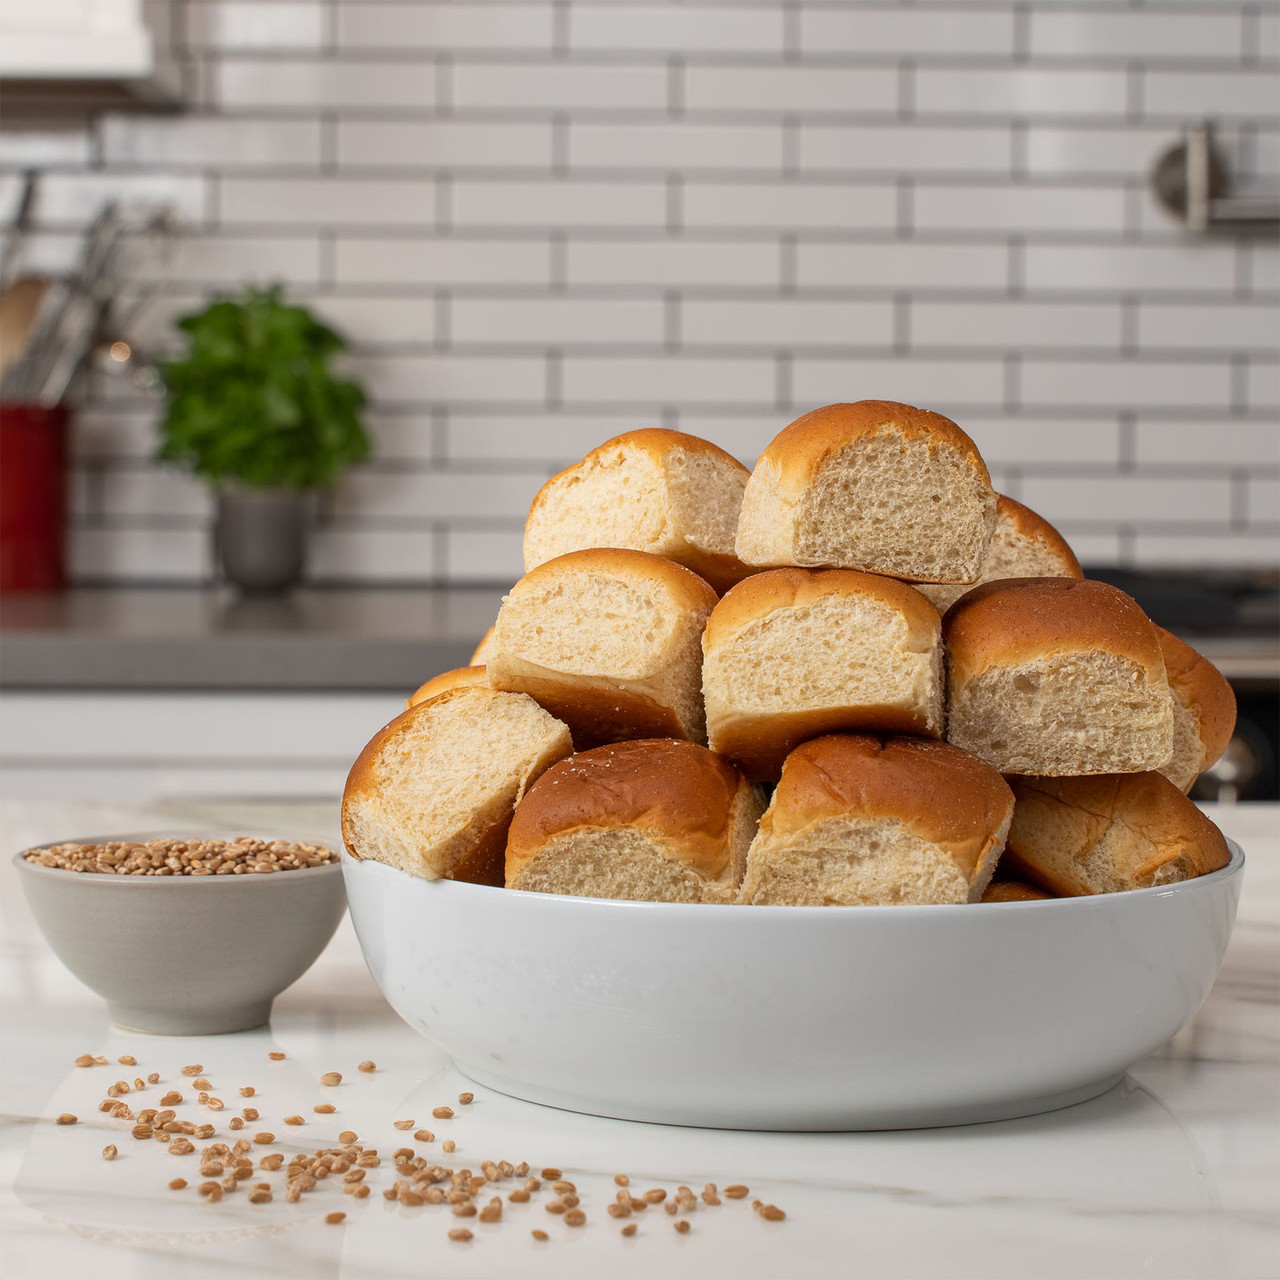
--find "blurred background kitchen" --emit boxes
[0,0,1276,805]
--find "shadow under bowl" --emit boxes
[16,835,347,1035]
[343,840,1244,1131]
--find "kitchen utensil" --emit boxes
[16,833,347,1035]
[0,402,68,591]
[343,840,1243,1130]
[0,276,50,382]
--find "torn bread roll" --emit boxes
[342,686,572,885]
[738,734,1014,906]
[487,548,719,749]
[470,626,496,666]
[407,665,487,709]
[505,739,763,903]
[702,567,944,781]
[523,429,753,593]
[944,577,1175,776]
[1004,773,1231,896]
[1154,626,1237,794]
[917,495,1082,615]
[735,400,997,583]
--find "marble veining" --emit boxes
[0,799,1276,1280]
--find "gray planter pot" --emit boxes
[215,483,315,594]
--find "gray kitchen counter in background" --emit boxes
[0,588,507,690]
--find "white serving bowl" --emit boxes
[342,840,1243,1130]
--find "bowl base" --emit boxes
[108,999,273,1036]
[453,1064,1129,1132]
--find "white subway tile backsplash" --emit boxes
[337,120,553,170]
[186,2,325,51]
[683,64,897,115]
[799,8,1014,57]
[1028,12,1243,61]
[445,415,661,462]
[1134,533,1280,567]
[344,354,547,404]
[570,121,784,172]
[451,296,664,345]
[800,124,1011,175]
[1144,70,1280,121]
[1138,302,1280,353]
[336,468,544,518]
[1021,475,1233,524]
[796,240,1008,290]
[681,297,893,348]
[451,63,666,113]
[444,525,526,581]
[335,237,551,286]
[337,3,554,51]
[792,357,1006,408]
[100,117,323,169]
[561,355,776,404]
[1023,244,1238,295]
[1021,359,1233,410]
[216,59,436,110]
[913,300,1123,350]
[1247,478,1280,524]
[913,183,1126,235]
[69,527,212,582]
[567,238,780,288]
[309,525,437,582]
[450,179,666,230]
[682,181,897,231]
[962,420,1121,466]
[32,0,1276,583]
[220,178,436,228]
[1134,421,1280,467]
[569,5,784,54]
[915,67,1128,119]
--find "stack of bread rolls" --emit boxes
[343,400,1235,906]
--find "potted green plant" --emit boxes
[158,284,370,593]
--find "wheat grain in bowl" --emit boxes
[16,831,347,1035]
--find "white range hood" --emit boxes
[0,0,180,105]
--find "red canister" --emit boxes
[0,403,68,591]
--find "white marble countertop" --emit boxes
[1,799,1276,1280]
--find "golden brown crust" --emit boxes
[1154,626,1237,776]
[764,734,1014,879]
[703,566,941,652]
[488,669,688,750]
[995,496,1083,578]
[505,739,751,885]
[981,878,1053,903]
[407,666,488,709]
[470,626,496,666]
[1005,772,1231,897]
[760,401,992,498]
[512,546,720,615]
[943,577,1167,685]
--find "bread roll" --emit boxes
[1004,773,1231,897]
[944,578,1175,776]
[342,686,572,885]
[702,567,944,780]
[1154,627,1237,793]
[505,739,763,903]
[917,495,1082,614]
[470,626,496,666]
[407,665,487,709]
[738,734,1014,906]
[523,429,753,593]
[735,401,997,583]
[981,879,1053,903]
[487,548,719,749]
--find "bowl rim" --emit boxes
[14,831,344,885]
[341,838,1245,918]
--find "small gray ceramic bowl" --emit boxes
[16,833,347,1035]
